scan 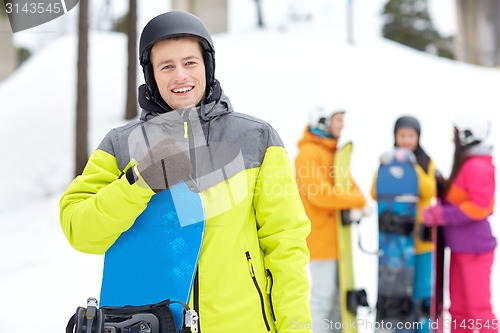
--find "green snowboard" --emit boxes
[334,142,368,333]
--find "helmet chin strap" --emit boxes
[142,63,157,98]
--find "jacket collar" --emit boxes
[465,143,493,158]
[298,126,338,151]
[139,87,232,122]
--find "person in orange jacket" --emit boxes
[295,107,366,333]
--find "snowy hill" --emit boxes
[1,1,499,332]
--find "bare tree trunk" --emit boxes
[125,0,137,120]
[0,18,16,81]
[255,0,264,28]
[346,0,354,45]
[75,0,89,176]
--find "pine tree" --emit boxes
[382,0,441,52]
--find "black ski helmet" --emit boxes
[394,116,421,137]
[139,11,216,104]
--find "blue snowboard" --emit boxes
[415,251,432,333]
[376,148,418,333]
[100,180,205,331]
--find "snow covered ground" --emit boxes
[1,1,498,332]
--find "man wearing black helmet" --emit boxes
[60,11,312,333]
[138,11,220,111]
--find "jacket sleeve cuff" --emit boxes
[124,164,153,192]
[126,166,139,185]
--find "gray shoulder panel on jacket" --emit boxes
[95,111,284,173]
[97,120,142,171]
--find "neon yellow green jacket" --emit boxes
[60,94,312,333]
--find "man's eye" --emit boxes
[186,61,196,66]
[162,65,173,70]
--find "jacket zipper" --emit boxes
[194,269,201,333]
[266,269,276,322]
[246,251,271,331]
[183,111,197,180]
[184,110,201,332]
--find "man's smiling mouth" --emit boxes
[172,86,194,93]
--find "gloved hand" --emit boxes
[135,137,192,192]
[350,204,373,222]
[422,203,446,227]
[380,148,416,165]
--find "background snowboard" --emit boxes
[375,148,418,332]
[430,226,445,333]
[335,142,368,333]
[414,250,433,333]
[100,181,205,332]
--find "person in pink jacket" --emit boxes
[423,115,497,333]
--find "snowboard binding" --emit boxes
[346,289,370,314]
[377,295,414,319]
[66,298,198,333]
[66,297,104,333]
[104,313,160,333]
[379,211,414,236]
[417,298,431,318]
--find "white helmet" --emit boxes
[309,106,345,134]
[453,115,491,146]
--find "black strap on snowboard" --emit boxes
[66,297,104,333]
[417,298,431,318]
[341,210,357,225]
[419,224,433,242]
[346,289,370,314]
[378,211,414,236]
[377,295,414,319]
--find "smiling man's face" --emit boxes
[150,37,206,109]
